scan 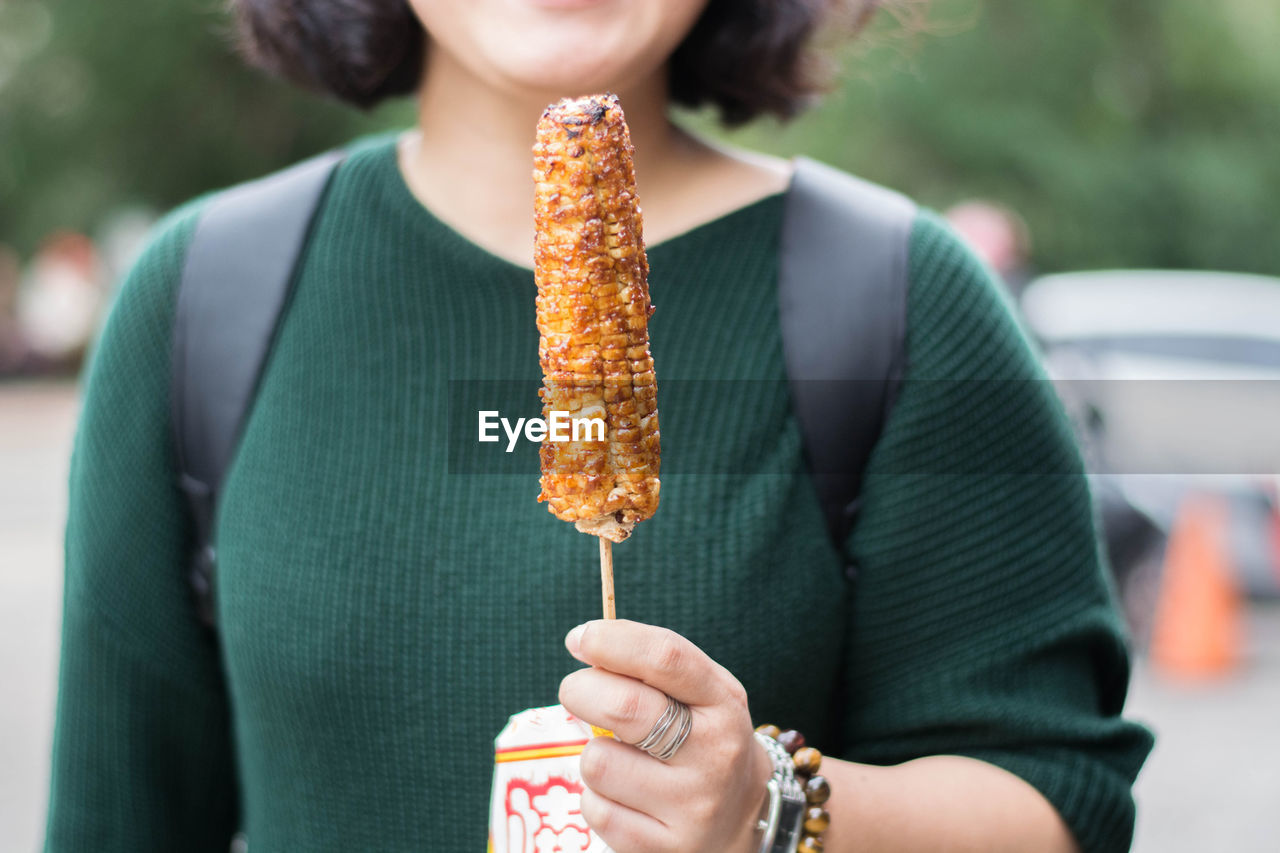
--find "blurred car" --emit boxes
[1018,270,1280,608]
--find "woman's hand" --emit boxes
[559,619,773,853]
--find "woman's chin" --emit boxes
[485,50,649,102]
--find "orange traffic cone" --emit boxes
[1150,494,1243,680]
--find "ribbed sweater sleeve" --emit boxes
[44,204,240,851]
[841,212,1153,853]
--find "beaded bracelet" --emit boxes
[755,724,831,853]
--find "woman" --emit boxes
[45,1,1152,851]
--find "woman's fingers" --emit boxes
[579,783,675,853]
[577,736,694,814]
[574,734,769,853]
[559,619,772,852]
[565,619,739,707]
[559,666,674,747]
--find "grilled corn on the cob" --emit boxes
[533,94,659,543]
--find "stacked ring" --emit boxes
[634,694,693,761]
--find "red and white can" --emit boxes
[488,704,609,853]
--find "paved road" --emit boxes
[2,380,1277,851]
[1,381,76,850]
[1129,610,1280,853]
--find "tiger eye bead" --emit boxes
[755,724,781,740]
[793,746,822,775]
[798,835,824,853]
[805,774,831,805]
[803,806,830,835]
[777,729,806,755]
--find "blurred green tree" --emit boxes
[0,0,407,256]
[2,0,1277,275]
[706,0,1280,275]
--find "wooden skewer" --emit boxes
[599,537,616,620]
[593,537,619,739]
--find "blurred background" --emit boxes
[2,0,1278,849]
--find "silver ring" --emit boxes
[634,695,680,752]
[652,701,692,761]
[634,694,692,761]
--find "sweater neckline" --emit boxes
[369,135,785,276]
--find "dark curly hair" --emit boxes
[228,0,883,126]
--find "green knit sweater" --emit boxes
[45,137,1151,852]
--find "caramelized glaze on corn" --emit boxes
[533,94,659,542]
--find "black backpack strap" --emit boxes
[779,156,916,560]
[172,150,344,626]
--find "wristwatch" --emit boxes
[753,732,807,853]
